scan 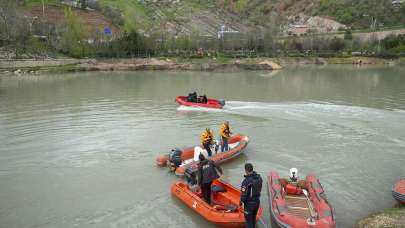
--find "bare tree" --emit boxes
[0,0,16,42]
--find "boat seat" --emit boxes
[211,185,226,193]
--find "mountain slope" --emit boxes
[19,0,405,37]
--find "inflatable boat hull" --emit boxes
[392,179,405,205]
[176,96,224,109]
[171,179,263,227]
[156,134,249,176]
[267,171,336,228]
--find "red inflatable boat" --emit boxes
[156,134,249,176]
[267,171,336,228]
[176,96,225,109]
[171,179,263,227]
[392,178,405,205]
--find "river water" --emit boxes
[0,65,405,228]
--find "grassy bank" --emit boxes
[357,205,405,228]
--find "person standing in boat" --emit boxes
[240,163,262,228]
[219,121,232,152]
[201,128,214,156]
[197,154,223,204]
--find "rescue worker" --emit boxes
[202,95,208,103]
[187,91,197,102]
[219,121,232,152]
[191,92,197,102]
[197,153,223,204]
[240,163,262,228]
[201,128,214,156]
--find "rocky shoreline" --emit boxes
[357,205,405,228]
[0,58,282,75]
[0,57,402,75]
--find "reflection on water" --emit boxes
[0,65,405,228]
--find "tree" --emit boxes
[381,34,402,50]
[58,7,87,57]
[25,35,47,56]
[0,0,17,42]
[329,37,345,51]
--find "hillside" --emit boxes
[2,0,405,59]
[16,0,405,38]
[95,0,405,32]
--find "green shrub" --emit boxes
[58,7,88,58]
[25,35,47,55]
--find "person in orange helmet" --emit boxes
[219,121,232,152]
[201,128,214,156]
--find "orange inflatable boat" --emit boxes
[171,179,263,227]
[156,134,249,176]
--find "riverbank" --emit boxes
[0,58,281,74]
[357,205,405,227]
[0,57,403,75]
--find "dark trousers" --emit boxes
[221,136,229,152]
[203,143,212,156]
[201,181,212,204]
[244,201,260,228]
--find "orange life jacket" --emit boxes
[219,124,230,138]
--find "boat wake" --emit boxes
[177,101,405,149]
[177,100,405,121]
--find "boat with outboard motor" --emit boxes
[156,134,249,176]
[267,171,336,228]
[392,178,405,205]
[171,178,263,227]
[175,96,225,109]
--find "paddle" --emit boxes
[302,189,317,224]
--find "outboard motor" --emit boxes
[218,99,226,106]
[185,166,198,185]
[168,148,182,171]
[289,168,298,183]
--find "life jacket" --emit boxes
[285,183,303,195]
[219,124,230,138]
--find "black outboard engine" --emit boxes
[168,148,182,171]
[218,99,226,106]
[185,166,198,185]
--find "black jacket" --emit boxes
[240,171,262,205]
[197,159,222,185]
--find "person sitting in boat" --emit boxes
[219,121,232,152]
[187,92,198,103]
[201,128,214,156]
[197,153,223,204]
[201,95,208,103]
[279,168,308,195]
